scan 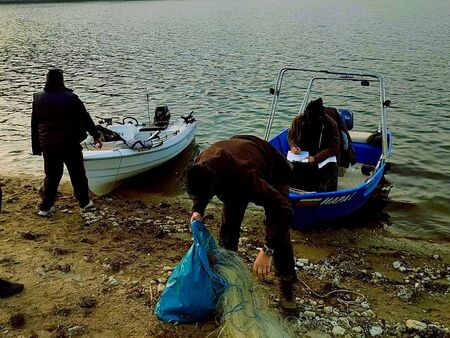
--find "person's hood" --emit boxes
[304,97,325,123]
[44,68,72,92]
[186,163,216,198]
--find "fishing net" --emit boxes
[213,249,295,338]
[155,220,296,336]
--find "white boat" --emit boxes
[82,105,197,196]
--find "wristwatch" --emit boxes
[262,245,275,256]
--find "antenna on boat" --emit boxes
[146,94,151,126]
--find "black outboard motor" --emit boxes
[154,105,171,128]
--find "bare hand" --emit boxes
[307,156,315,164]
[291,146,301,154]
[94,138,103,149]
[191,212,203,223]
[253,250,273,277]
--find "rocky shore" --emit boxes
[0,174,449,337]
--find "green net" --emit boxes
[213,249,295,338]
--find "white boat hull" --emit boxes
[83,120,197,196]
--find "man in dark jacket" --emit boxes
[287,97,340,192]
[31,69,102,216]
[186,135,297,314]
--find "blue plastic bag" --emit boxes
[154,220,227,323]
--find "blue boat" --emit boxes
[264,68,392,229]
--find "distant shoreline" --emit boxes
[0,0,147,4]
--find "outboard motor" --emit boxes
[154,105,171,128]
[337,108,353,131]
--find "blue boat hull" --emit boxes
[269,129,391,229]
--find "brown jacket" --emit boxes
[191,135,293,249]
[287,112,340,164]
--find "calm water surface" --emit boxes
[0,0,449,240]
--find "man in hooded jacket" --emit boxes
[186,135,297,314]
[31,69,102,216]
[287,97,340,192]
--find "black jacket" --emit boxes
[31,89,99,155]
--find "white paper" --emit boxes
[317,155,337,169]
[287,150,309,163]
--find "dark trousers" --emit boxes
[41,146,90,210]
[291,162,338,192]
[219,182,296,278]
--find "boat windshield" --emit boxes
[264,68,388,161]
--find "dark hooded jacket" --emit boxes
[287,98,340,164]
[188,135,293,249]
[31,89,100,155]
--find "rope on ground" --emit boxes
[296,273,366,306]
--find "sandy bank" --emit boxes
[0,174,449,337]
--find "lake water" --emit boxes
[0,0,449,240]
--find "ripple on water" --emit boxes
[0,0,449,239]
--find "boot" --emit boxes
[278,276,297,314]
[0,278,24,298]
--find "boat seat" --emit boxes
[349,131,372,144]
[108,124,137,141]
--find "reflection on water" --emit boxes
[0,0,449,240]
